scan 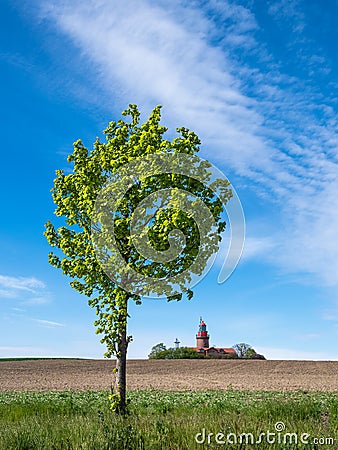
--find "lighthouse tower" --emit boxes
[196,317,210,349]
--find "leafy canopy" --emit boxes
[148,344,204,359]
[44,105,231,358]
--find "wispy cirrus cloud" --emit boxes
[0,274,50,304]
[36,0,338,288]
[0,275,45,292]
[33,319,64,328]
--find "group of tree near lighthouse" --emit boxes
[44,104,232,414]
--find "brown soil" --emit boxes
[0,359,337,392]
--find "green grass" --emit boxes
[0,390,337,449]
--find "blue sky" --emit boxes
[1,0,338,360]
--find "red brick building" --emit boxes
[190,317,237,358]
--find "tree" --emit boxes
[148,343,167,359]
[149,346,204,359]
[251,353,266,360]
[44,104,232,414]
[174,347,204,359]
[233,343,252,359]
[245,347,257,359]
[246,348,266,360]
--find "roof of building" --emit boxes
[190,347,236,354]
[209,347,237,353]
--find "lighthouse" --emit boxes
[196,317,210,349]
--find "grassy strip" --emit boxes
[0,390,337,449]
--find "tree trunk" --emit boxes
[114,321,128,414]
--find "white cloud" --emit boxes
[25,296,51,305]
[0,289,18,299]
[39,0,269,172]
[322,308,338,321]
[241,236,277,261]
[34,319,64,328]
[38,0,338,288]
[0,275,45,293]
[267,0,305,29]
[0,274,50,304]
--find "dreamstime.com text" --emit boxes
[195,422,335,446]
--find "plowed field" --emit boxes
[0,359,337,392]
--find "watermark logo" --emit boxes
[91,153,245,298]
[274,421,285,432]
[195,422,335,446]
